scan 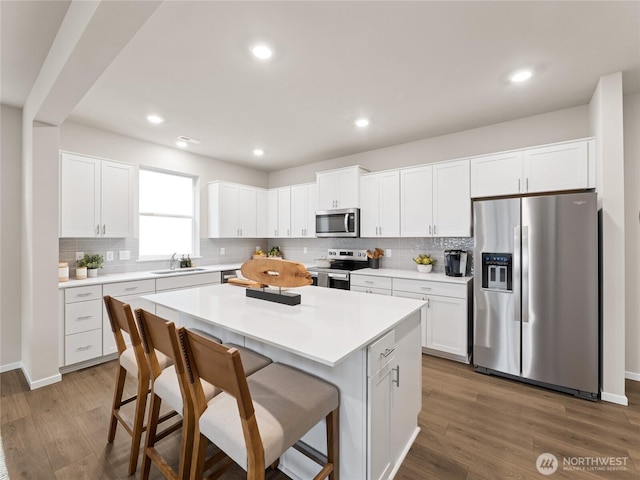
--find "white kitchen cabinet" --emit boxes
[267,187,291,238]
[470,138,594,198]
[102,279,156,356]
[63,285,103,365]
[59,152,135,238]
[256,188,268,238]
[360,170,400,238]
[208,181,257,238]
[290,183,317,238]
[316,165,368,210]
[400,160,471,237]
[351,274,392,295]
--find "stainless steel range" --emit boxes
[308,249,369,290]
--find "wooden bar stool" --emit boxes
[177,327,340,480]
[103,295,174,475]
[136,310,273,480]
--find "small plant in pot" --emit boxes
[79,253,104,278]
[413,254,435,273]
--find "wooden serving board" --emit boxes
[227,277,265,288]
[240,258,312,288]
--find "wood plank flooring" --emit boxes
[1,355,638,479]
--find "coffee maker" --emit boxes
[444,250,471,277]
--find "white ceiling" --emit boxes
[2,1,639,172]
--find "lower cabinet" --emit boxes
[350,274,392,296]
[63,285,103,366]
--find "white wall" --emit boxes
[60,121,270,236]
[1,105,23,370]
[624,93,640,380]
[269,105,590,186]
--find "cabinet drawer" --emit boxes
[393,278,466,298]
[368,329,395,377]
[103,279,155,297]
[155,272,221,291]
[65,299,102,335]
[65,329,102,365]
[350,275,392,290]
[65,285,102,303]
[351,286,392,296]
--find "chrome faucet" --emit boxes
[170,253,178,270]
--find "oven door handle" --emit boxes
[327,272,349,280]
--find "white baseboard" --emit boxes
[625,371,640,381]
[0,361,21,373]
[389,426,421,479]
[600,391,629,406]
[21,367,62,390]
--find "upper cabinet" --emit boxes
[267,187,291,238]
[400,160,471,237]
[470,138,594,198]
[256,188,268,238]
[208,181,257,238]
[360,170,400,238]
[59,152,135,238]
[316,166,368,210]
[291,183,318,238]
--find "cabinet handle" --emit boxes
[433,225,436,235]
[274,230,277,236]
[77,293,92,297]
[287,229,290,236]
[427,298,430,308]
[420,286,432,290]
[125,287,138,291]
[379,226,382,235]
[380,348,395,358]
[526,178,529,192]
[365,280,374,284]
[518,178,521,192]
[102,225,106,235]
[76,315,93,320]
[96,225,100,235]
[392,365,400,387]
[428,225,432,235]
[77,344,93,351]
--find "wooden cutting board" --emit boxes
[227,277,265,288]
[241,258,313,288]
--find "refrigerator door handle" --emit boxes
[521,225,529,323]
[514,226,522,324]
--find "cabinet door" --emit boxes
[337,168,360,208]
[359,174,380,238]
[290,185,307,238]
[277,187,291,238]
[400,165,433,237]
[368,363,393,480]
[433,159,471,237]
[100,160,135,238]
[426,295,468,357]
[219,183,240,237]
[267,189,279,238]
[306,184,318,237]
[256,189,268,238]
[378,170,400,237]
[524,140,589,193]
[470,151,523,198]
[60,153,101,237]
[317,172,338,210]
[237,185,257,237]
[392,290,428,348]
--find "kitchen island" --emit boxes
[142,283,425,480]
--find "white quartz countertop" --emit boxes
[351,268,472,284]
[142,283,426,367]
[58,263,243,289]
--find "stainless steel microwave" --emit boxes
[315,208,360,238]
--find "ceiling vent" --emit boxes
[176,135,202,145]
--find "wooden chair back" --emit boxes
[135,309,182,379]
[104,295,144,360]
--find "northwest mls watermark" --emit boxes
[536,453,629,475]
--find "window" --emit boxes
[139,168,198,259]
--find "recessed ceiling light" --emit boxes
[253,148,264,157]
[355,118,370,128]
[146,114,164,124]
[176,140,188,148]
[510,69,533,83]
[251,44,273,60]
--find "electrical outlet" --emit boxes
[119,250,131,260]
[106,251,114,261]
[387,249,392,257]
[220,247,225,255]
[75,252,84,261]
[303,247,308,254]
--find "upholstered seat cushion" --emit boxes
[153,365,217,413]
[199,363,339,469]
[225,344,272,376]
[120,348,172,375]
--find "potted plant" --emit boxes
[413,254,435,273]
[81,253,104,278]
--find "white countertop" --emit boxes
[58,263,243,289]
[142,283,425,367]
[351,268,472,284]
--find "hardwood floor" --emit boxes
[1,355,638,479]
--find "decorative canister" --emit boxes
[76,266,88,280]
[58,262,69,282]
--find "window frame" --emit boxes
[137,166,200,261]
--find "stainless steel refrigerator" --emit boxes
[473,191,599,400]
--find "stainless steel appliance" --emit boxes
[315,208,360,238]
[444,250,471,277]
[308,248,369,289]
[473,191,599,400]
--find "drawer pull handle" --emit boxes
[420,287,432,290]
[77,293,92,297]
[392,365,400,387]
[125,287,138,291]
[380,348,395,358]
[365,281,374,284]
[77,315,93,320]
[77,344,93,351]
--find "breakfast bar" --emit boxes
[142,283,425,480]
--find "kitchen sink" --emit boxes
[151,267,207,275]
